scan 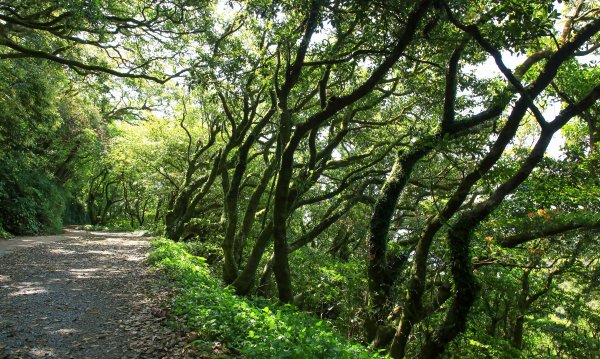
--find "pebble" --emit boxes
[0,231,206,358]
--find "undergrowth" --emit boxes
[0,224,12,239]
[148,238,383,358]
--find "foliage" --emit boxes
[0,59,71,234]
[0,158,65,235]
[289,246,368,338]
[148,239,382,358]
[2,0,600,358]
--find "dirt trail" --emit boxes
[0,230,188,359]
[0,231,79,256]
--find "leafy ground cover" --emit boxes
[148,239,382,358]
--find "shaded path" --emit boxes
[0,230,80,256]
[0,230,184,358]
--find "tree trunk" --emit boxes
[365,150,423,341]
[512,315,525,349]
[415,225,479,359]
[232,221,273,295]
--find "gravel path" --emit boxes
[0,230,193,359]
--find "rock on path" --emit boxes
[0,230,191,359]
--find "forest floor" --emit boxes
[0,229,202,359]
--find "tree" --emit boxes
[2,0,599,357]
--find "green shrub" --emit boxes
[148,239,384,358]
[0,224,12,239]
[81,224,132,232]
[290,248,367,336]
[63,196,88,225]
[0,157,65,235]
[182,241,223,265]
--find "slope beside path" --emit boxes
[0,229,194,358]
